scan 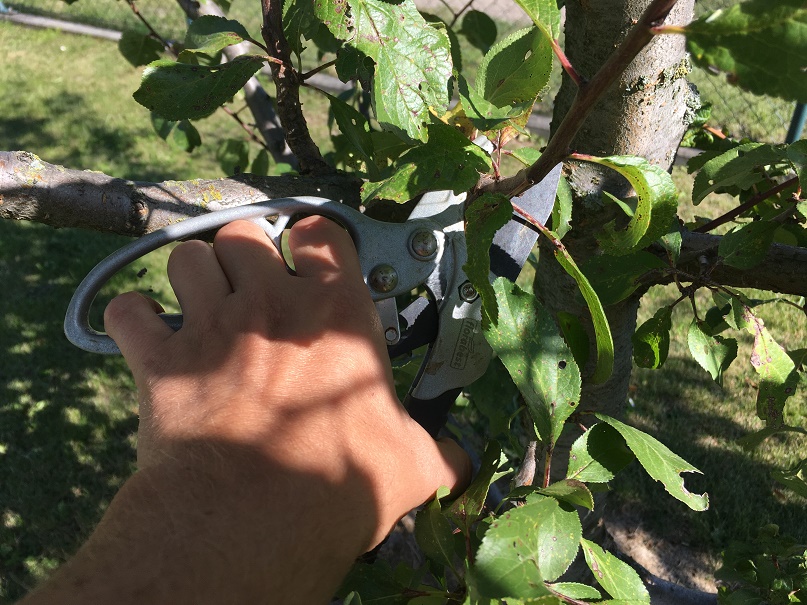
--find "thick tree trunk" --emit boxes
[537,0,697,429]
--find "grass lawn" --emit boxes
[0,8,805,604]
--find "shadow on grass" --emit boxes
[0,91,182,184]
[609,354,807,558]
[0,220,140,602]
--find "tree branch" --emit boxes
[652,230,807,297]
[483,0,681,198]
[174,0,297,168]
[0,152,359,236]
[260,0,332,175]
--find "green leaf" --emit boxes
[118,31,164,67]
[740,308,799,427]
[582,251,666,307]
[550,243,614,383]
[464,194,514,326]
[457,75,530,131]
[460,10,498,53]
[182,15,254,57]
[738,425,807,451]
[472,497,582,598]
[415,486,460,571]
[509,479,595,510]
[566,423,634,484]
[548,583,601,600]
[787,139,807,187]
[484,278,581,445]
[150,113,176,140]
[463,357,521,438]
[581,155,678,255]
[771,459,807,499]
[595,414,709,511]
[216,138,250,175]
[510,147,542,168]
[632,305,673,370]
[448,441,506,534]
[718,221,778,270]
[511,0,562,40]
[556,311,589,370]
[691,143,788,205]
[318,0,453,141]
[134,55,265,120]
[325,92,378,178]
[660,226,682,266]
[580,539,649,602]
[552,175,573,239]
[687,319,738,386]
[360,121,490,203]
[685,0,807,103]
[476,27,553,111]
[251,148,270,176]
[283,0,319,58]
[170,120,202,153]
[338,561,411,604]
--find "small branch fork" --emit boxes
[260,0,333,175]
[483,0,682,199]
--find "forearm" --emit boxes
[21,447,370,605]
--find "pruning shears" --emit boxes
[64,163,562,437]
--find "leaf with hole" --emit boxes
[685,0,807,103]
[484,278,581,445]
[471,496,582,598]
[596,414,709,511]
[464,193,513,326]
[134,56,265,120]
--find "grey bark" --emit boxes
[0,151,359,236]
[537,0,697,427]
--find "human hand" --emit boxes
[104,215,471,550]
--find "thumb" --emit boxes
[104,291,173,374]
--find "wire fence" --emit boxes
[3,0,800,143]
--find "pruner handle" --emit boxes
[65,197,445,354]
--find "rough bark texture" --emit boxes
[537,0,697,426]
[0,151,360,236]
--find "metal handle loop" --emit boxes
[65,197,445,354]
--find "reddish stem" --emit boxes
[551,39,584,87]
[693,176,799,233]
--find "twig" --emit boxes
[260,0,333,175]
[221,106,270,151]
[301,59,337,81]
[125,0,176,56]
[542,445,553,488]
[551,39,584,87]
[483,0,682,198]
[693,176,799,233]
[449,0,474,28]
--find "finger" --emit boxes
[104,291,174,374]
[213,220,288,292]
[432,437,473,497]
[167,240,232,321]
[287,215,362,282]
